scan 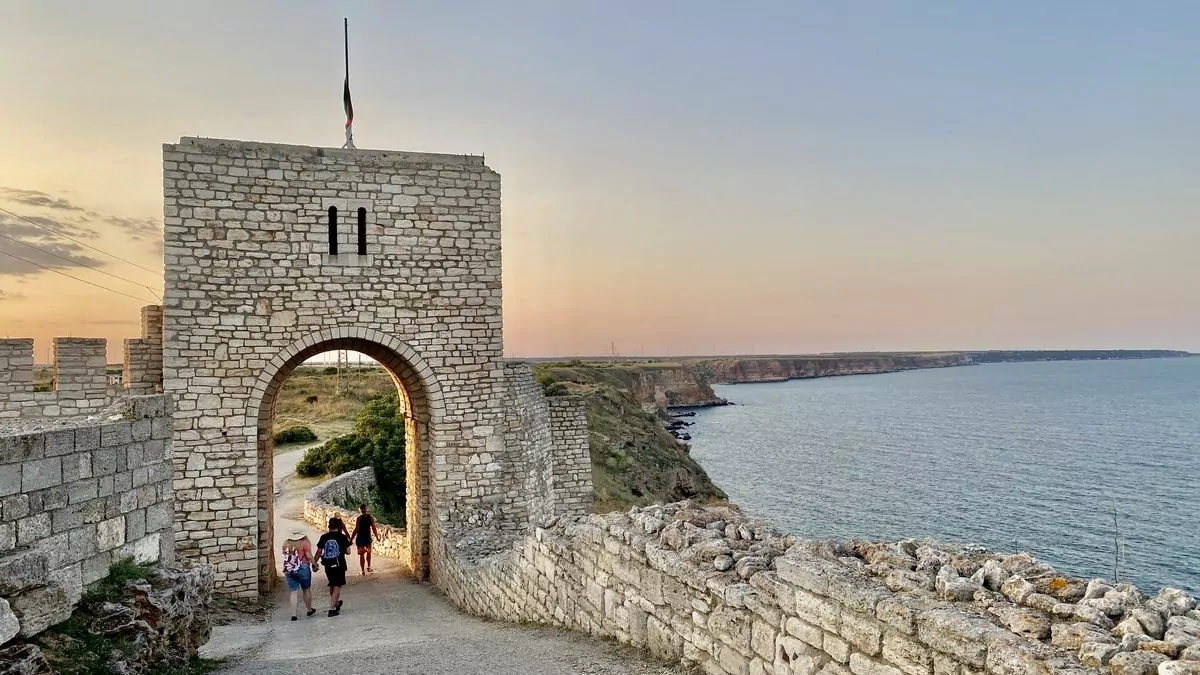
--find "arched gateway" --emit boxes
[162,138,591,596]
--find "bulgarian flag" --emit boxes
[343,73,354,141]
[342,18,355,149]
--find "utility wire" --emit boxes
[0,205,160,276]
[0,248,158,304]
[0,230,162,301]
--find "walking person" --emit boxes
[316,517,352,616]
[350,503,381,575]
[281,529,318,621]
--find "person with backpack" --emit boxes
[350,503,381,575]
[315,517,352,616]
[281,529,318,621]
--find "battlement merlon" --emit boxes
[0,339,36,396]
[165,137,493,170]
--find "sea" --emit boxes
[687,357,1200,595]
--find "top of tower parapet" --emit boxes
[168,137,490,168]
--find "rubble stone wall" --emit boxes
[0,395,176,647]
[439,502,1200,675]
[302,467,411,566]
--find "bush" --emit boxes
[295,393,407,526]
[544,382,570,397]
[323,366,338,375]
[273,425,317,444]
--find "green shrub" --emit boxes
[273,425,317,444]
[323,366,338,375]
[295,393,407,525]
[544,382,570,397]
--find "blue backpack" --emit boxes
[321,538,342,564]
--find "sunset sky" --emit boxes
[1,1,1197,359]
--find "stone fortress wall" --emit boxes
[0,395,176,647]
[438,502,1200,675]
[159,137,597,596]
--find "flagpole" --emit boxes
[342,17,355,149]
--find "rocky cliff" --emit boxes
[693,352,972,386]
[535,354,973,410]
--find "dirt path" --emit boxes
[202,451,687,675]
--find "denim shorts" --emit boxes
[284,564,311,591]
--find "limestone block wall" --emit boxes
[438,502,1200,675]
[547,396,593,518]
[302,467,411,567]
[500,363,594,525]
[124,306,164,395]
[162,137,509,595]
[0,395,176,647]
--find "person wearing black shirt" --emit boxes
[315,517,352,616]
[350,503,381,575]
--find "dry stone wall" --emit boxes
[439,501,1200,675]
[302,467,411,565]
[0,395,176,647]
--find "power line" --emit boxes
[0,230,161,301]
[0,248,158,304]
[0,205,160,276]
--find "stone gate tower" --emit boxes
[161,138,585,597]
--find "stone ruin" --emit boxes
[443,501,1200,675]
[4,135,1196,675]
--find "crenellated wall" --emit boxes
[0,306,164,419]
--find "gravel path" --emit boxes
[202,447,688,675]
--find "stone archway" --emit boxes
[248,328,443,591]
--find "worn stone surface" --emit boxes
[1109,650,1170,675]
[0,599,17,647]
[0,643,52,674]
[10,584,72,637]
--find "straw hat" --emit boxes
[290,528,305,538]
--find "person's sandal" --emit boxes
[290,616,297,622]
[306,609,316,617]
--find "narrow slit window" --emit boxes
[327,206,338,255]
[357,207,367,255]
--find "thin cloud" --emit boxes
[0,288,27,301]
[0,187,161,278]
[0,187,86,213]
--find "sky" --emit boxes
[1,1,1197,359]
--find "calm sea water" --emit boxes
[688,358,1200,594]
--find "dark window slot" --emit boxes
[357,207,367,255]
[327,206,339,255]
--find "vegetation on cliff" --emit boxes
[535,363,726,512]
[30,559,218,675]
